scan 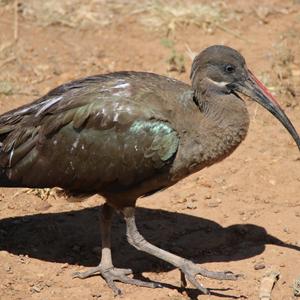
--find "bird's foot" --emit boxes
[180,260,242,294]
[73,266,162,296]
[73,265,133,279]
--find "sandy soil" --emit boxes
[0,1,299,299]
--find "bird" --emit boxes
[0,45,299,295]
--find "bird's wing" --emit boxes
[0,74,180,191]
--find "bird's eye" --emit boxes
[225,64,235,73]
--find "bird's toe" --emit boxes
[197,268,243,281]
[73,265,162,294]
[109,267,133,276]
[72,265,104,279]
[179,260,242,293]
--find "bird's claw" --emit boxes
[72,266,132,279]
[73,265,162,296]
[179,260,243,294]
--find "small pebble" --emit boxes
[92,292,102,298]
[7,203,15,209]
[61,263,69,269]
[254,262,265,270]
[4,265,12,273]
[186,203,197,209]
[207,201,219,207]
[31,285,42,293]
[215,178,225,184]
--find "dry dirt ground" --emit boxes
[0,1,300,299]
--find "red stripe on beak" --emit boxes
[248,69,280,106]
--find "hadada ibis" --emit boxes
[0,45,299,295]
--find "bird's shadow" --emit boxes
[0,205,298,274]
[1,205,299,299]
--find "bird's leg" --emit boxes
[73,203,160,295]
[73,203,116,277]
[123,206,241,294]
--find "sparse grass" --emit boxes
[271,44,297,106]
[294,275,300,296]
[136,1,224,33]
[19,0,131,27]
[0,0,13,5]
[0,80,13,95]
[256,39,298,108]
[12,187,65,201]
[166,49,185,73]
[14,0,226,33]
[160,38,185,73]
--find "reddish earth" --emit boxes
[0,1,299,299]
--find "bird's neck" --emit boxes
[171,87,250,181]
[198,88,249,130]
[196,86,250,163]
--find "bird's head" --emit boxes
[191,45,300,150]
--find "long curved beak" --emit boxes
[235,69,300,150]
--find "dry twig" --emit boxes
[259,270,280,300]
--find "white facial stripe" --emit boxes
[207,78,229,87]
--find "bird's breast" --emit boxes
[169,100,250,182]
